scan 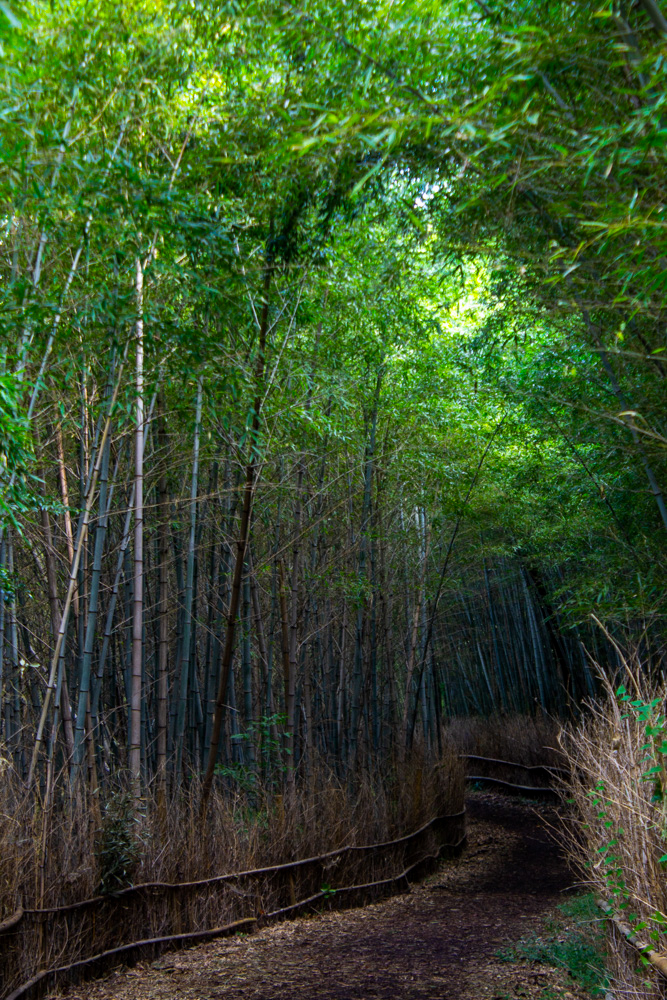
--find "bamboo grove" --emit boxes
[2,0,667,811]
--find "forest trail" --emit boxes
[55,793,579,1000]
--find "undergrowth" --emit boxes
[498,893,609,997]
[561,660,667,999]
[446,713,561,768]
[0,744,465,917]
[0,738,466,993]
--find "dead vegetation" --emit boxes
[0,714,578,997]
[48,792,574,1000]
[0,742,464,995]
[561,665,667,1000]
[446,713,562,768]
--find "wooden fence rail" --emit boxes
[459,754,567,796]
[1,810,466,1000]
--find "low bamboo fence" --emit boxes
[460,754,567,795]
[1,810,466,1000]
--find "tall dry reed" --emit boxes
[561,666,667,1000]
[0,741,464,994]
[446,712,562,768]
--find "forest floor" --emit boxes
[54,792,594,1000]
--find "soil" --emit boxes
[55,792,586,1000]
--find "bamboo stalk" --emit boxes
[199,265,272,816]
[27,349,126,787]
[129,259,145,800]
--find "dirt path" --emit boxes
[57,793,581,1000]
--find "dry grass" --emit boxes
[446,713,562,768]
[0,742,464,994]
[561,667,667,1000]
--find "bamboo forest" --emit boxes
[3,2,667,998]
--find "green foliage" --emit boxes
[1,0,665,634]
[215,714,290,791]
[582,686,667,960]
[0,0,665,767]
[95,791,142,893]
[498,894,609,997]
[616,685,667,810]
[586,777,627,909]
[214,760,258,794]
[0,372,35,528]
